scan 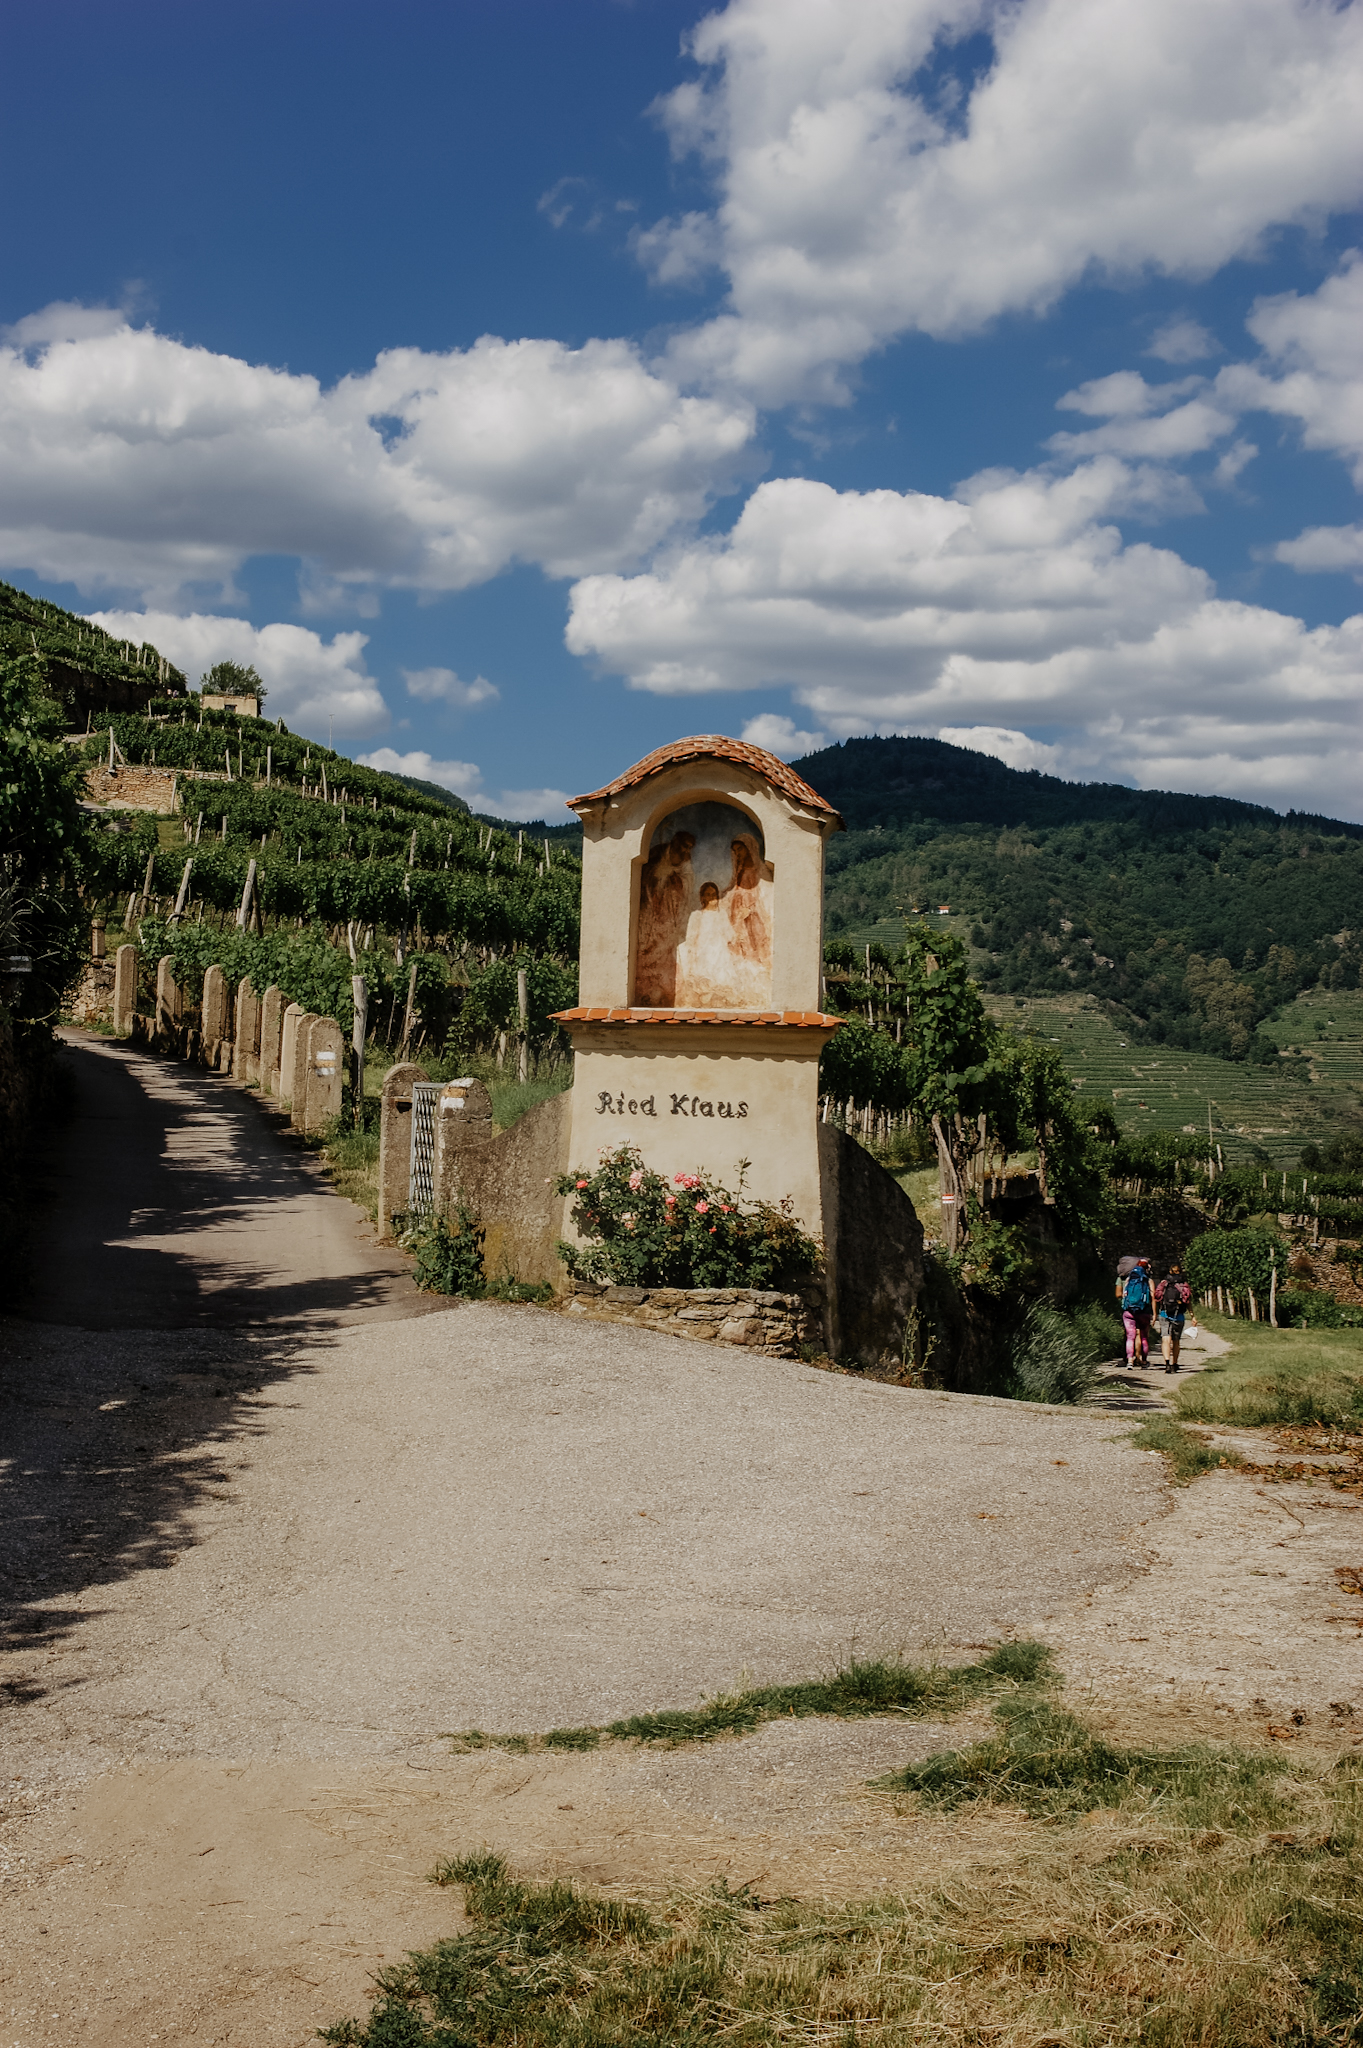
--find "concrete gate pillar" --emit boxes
[259,985,285,1093]
[302,1017,345,1134]
[233,979,261,1082]
[278,1004,305,1105]
[112,945,137,1035]
[433,1076,494,1214]
[377,1063,427,1241]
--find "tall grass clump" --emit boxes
[1008,1301,1105,1403]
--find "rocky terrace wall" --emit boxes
[560,1279,822,1358]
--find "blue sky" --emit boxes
[2,0,1361,819]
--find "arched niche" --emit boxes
[633,797,775,1008]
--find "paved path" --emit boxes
[18,1031,435,1330]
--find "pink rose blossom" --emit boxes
[575,1179,588,1189]
[664,1194,676,1207]
[695,1200,709,1214]
[627,1169,644,1191]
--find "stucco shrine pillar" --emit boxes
[553,736,844,1240]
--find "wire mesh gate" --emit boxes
[408,1081,440,1219]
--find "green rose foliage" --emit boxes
[556,1144,821,1291]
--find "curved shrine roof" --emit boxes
[567,734,841,821]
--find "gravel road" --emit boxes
[5,1032,1353,2046]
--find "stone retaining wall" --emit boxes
[560,1279,821,1358]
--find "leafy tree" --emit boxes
[201,659,266,705]
[997,1034,1111,1240]
[895,922,1004,1242]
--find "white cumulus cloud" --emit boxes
[1215,252,1363,486]
[357,748,571,822]
[938,726,1062,773]
[739,711,827,756]
[402,667,500,708]
[1274,524,1363,579]
[651,0,1363,402]
[1146,317,1221,365]
[86,609,389,736]
[0,314,755,604]
[566,464,1363,817]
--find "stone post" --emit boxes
[155,956,180,1040]
[289,1012,320,1120]
[202,963,228,1054]
[112,945,137,1035]
[259,985,285,1094]
[232,979,261,1083]
[377,1062,427,1241]
[278,1004,305,1105]
[301,1016,345,1134]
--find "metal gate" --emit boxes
[408,1081,440,1218]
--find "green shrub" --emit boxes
[557,1143,821,1290]
[407,1206,486,1297]
[1279,1289,1363,1330]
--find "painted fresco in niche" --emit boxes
[634,802,774,1008]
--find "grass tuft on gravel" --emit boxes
[320,1739,1363,2048]
[874,1695,1293,1820]
[445,1641,1052,1755]
[1127,1415,1242,1484]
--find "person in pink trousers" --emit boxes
[1116,1256,1154,1365]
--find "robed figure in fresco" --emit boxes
[724,834,774,1001]
[635,830,696,1004]
[637,806,775,1009]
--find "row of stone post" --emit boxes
[112,943,344,1134]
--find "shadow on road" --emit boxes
[17,1033,423,1329]
[0,1031,451,1684]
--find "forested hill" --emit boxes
[793,733,1360,839]
[801,735,1363,1066]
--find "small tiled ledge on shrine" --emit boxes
[560,1278,823,1358]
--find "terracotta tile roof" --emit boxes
[567,735,841,821]
[552,1007,842,1029]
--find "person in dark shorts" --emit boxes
[1156,1261,1191,1372]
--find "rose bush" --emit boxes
[556,1144,821,1290]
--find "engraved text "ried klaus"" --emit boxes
[596,1091,748,1120]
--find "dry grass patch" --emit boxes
[324,1701,1363,2047]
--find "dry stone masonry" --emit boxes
[562,1280,820,1357]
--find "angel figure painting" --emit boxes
[634,802,774,1008]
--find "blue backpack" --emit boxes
[1122,1268,1153,1313]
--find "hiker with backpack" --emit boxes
[1156,1261,1192,1373]
[1115,1255,1154,1366]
